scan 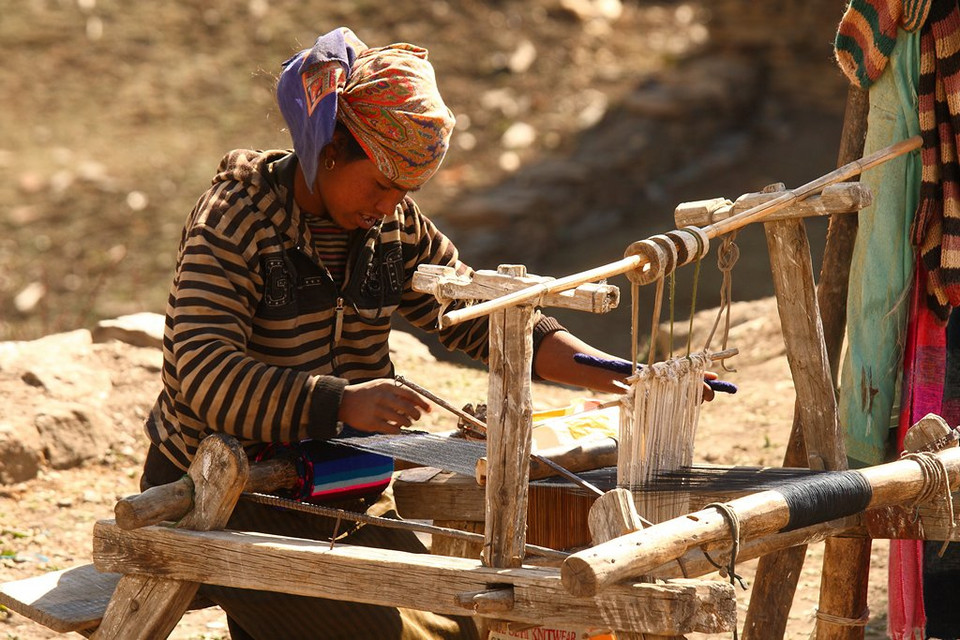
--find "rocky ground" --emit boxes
[0,300,891,640]
[0,1,895,638]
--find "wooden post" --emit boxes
[483,265,536,635]
[742,84,870,640]
[812,83,873,640]
[763,207,847,470]
[92,434,248,639]
[483,264,536,570]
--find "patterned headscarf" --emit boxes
[276,28,455,192]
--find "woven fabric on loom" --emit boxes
[331,432,486,477]
[618,352,708,523]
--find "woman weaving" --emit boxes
[138,27,717,639]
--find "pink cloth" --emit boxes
[889,540,926,640]
[888,264,946,639]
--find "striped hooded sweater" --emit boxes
[146,149,562,471]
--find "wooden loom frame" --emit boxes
[2,89,956,640]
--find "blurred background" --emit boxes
[0,0,852,360]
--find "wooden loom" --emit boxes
[2,127,958,640]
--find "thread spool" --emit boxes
[624,238,668,285]
[648,234,678,279]
[623,227,710,286]
[675,226,710,264]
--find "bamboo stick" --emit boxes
[439,135,921,329]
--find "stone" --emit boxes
[92,312,165,349]
[34,404,109,470]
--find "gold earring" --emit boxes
[324,158,336,170]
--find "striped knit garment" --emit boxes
[147,150,493,471]
[148,149,566,472]
[914,0,960,321]
[304,212,349,286]
[835,0,932,89]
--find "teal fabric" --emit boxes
[839,29,922,467]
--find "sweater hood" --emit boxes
[211,149,287,191]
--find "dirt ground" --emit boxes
[0,300,892,640]
[0,1,894,638]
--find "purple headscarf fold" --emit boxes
[276,28,367,192]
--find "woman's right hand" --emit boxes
[338,379,432,434]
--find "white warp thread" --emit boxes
[618,351,708,523]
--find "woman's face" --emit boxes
[316,156,410,231]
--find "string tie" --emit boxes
[901,451,955,555]
[815,607,870,628]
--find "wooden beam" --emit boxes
[394,469,487,521]
[674,182,871,228]
[861,499,960,540]
[91,521,736,636]
[412,264,620,312]
[560,447,960,597]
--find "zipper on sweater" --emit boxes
[334,297,344,345]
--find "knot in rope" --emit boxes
[704,232,739,372]
[702,502,746,590]
[716,233,740,273]
[815,607,870,628]
[900,450,956,554]
[702,501,745,640]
